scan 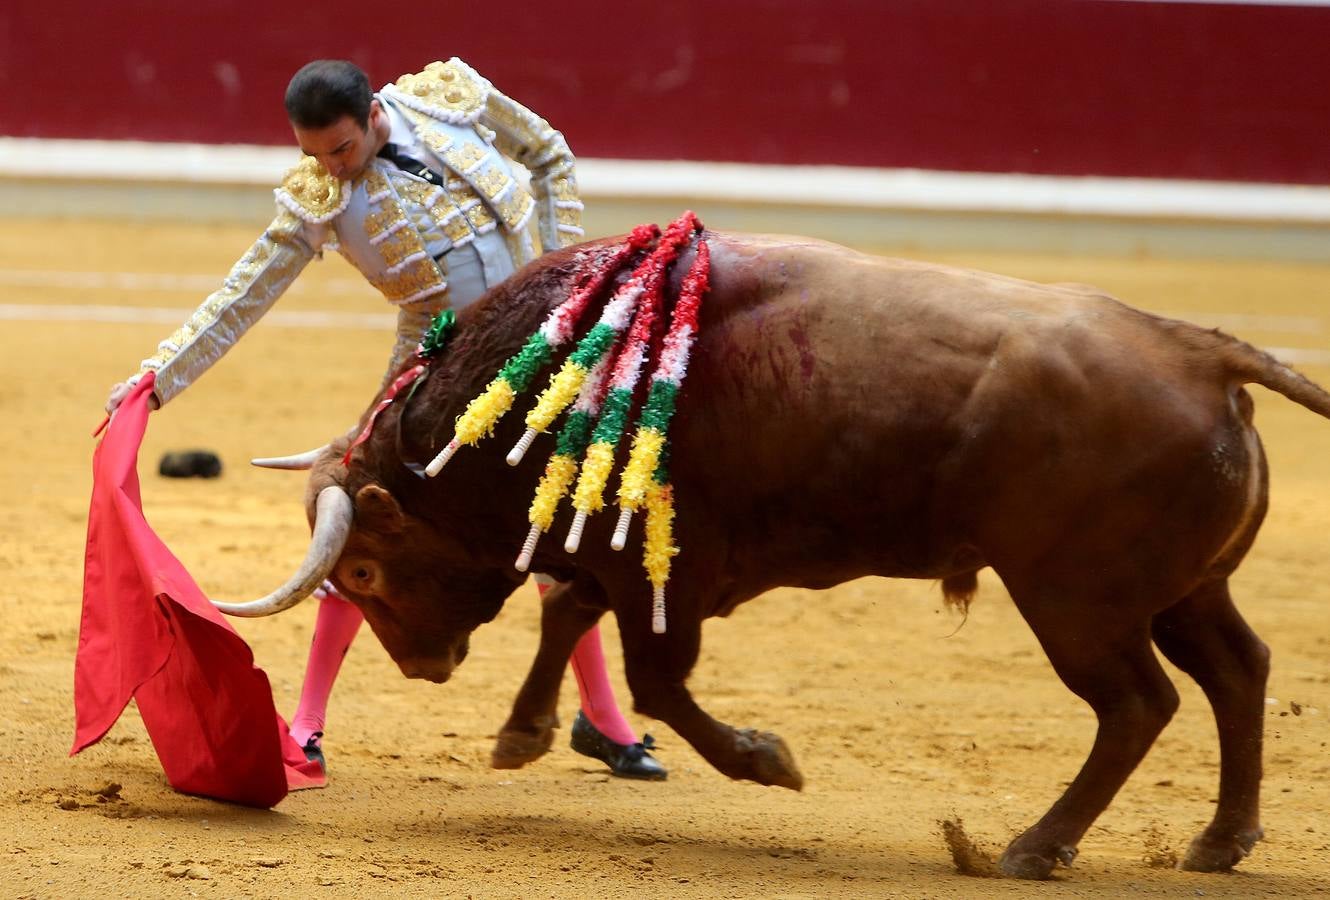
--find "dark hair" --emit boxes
[284,60,373,129]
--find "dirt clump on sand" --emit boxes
[940,817,1002,878]
[1141,823,1179,869]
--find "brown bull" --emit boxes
[220,231,1330,879]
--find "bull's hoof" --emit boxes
[490,717,557,769]
[998,843,1077,880]
[735,729,803,790]
[1179,827,1263,872]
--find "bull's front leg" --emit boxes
[491,577,604,769]
[617,597,803,790]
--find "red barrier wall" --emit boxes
[4,1,1328,184]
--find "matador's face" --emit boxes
[292,99,388,182]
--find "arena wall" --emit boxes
[2,2,1328,258]
[4,1,1328,184]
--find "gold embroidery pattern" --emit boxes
[395,179,441,209]
[473,164,511,200]
[275,156,347,223]
[376,227,428,269]
[268,207,305,239]
[442,142,488,174]
[446,181,471,199]
[494,190,535,231]
[368,255,448,304]
[465,202,496,233]
[364,169,391,201]
[552,177,580,203]
[482,92,554,162]
[363,205,402,240]
[391,173,475,247]
[355,169,448,304]
[361,175,411,247]
[438,209,475,245]
[479,87,580,250]
[415,126,455,158]
[391,59,488,124]
[545,173,583,247]
[398,102,534,234]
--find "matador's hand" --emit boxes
[105,381,159,414]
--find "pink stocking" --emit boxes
[538,574,640,747]
[290,589,364,747]
[570,626,639,745]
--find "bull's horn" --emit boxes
[250,444,330,470]
[212,486,354,617]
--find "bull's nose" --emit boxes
[400,659,453,683]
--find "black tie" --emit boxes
[377,142,445,188]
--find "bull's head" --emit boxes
[213,480,524,684]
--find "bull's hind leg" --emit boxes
[491,578,605,768]
[999,583,1180,879]
[1151,578,1269,871]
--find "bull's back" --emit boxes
[672,233,1252,586]
[686,232,1136,466]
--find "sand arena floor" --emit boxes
[1,219,1328,898]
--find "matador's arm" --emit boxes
[479,84,584,253]
[128,209,319,406]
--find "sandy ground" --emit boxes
[1,219,1329,898]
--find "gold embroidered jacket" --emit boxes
[130,58,584,405]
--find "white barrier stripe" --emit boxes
[0,268,366,295]
[0,303,393,330]
[4,138,1330,224]
[581,160,1330,223]
[0,268,1324,340]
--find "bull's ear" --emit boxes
[354,483,405,534]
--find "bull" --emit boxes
[217,230,1330,879]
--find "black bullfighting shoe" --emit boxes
[570,711,667,781]
[301,733,326,774]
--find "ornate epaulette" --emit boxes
[388,58,489,125]
[274,156,350,224]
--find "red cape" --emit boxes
[73,374,325,806]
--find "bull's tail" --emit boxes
[941,570,979,614]
[1166,317,1330,420]
[1218,336,1330,420]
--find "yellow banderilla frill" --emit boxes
[617,427,665,510]
[643,482,678,588]
[529,453,578,531]
[526,362,588,433]
[453,378,515,446]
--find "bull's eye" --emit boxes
[354,566,371,581]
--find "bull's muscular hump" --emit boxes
[303,230,1330,880]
